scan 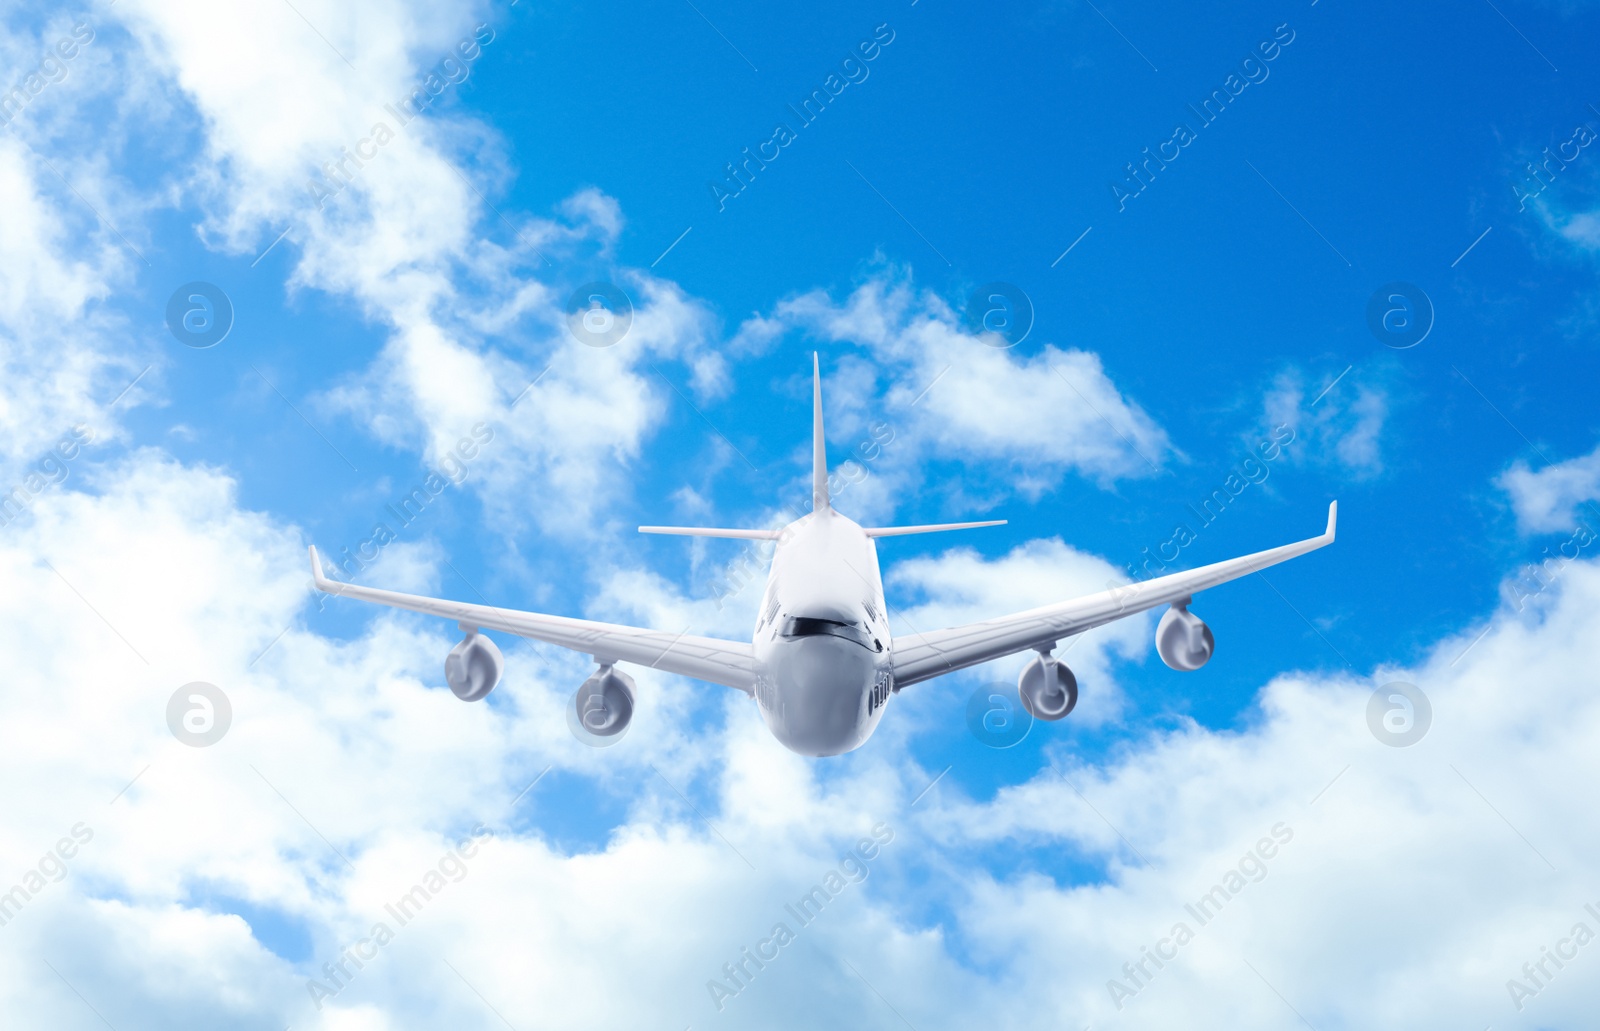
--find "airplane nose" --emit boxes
[764,635,876,756]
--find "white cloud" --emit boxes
[741,272,1174,515]
[0,20,148,478]
[1498,441,1600,534]
[1261,368,1389,478]
[107,2,726,540]
[884,536,1151,727]
[1555,209,1600,248]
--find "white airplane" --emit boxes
[310,356,1337,756]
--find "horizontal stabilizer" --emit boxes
[639,526,783,540]
[863,520,1006,538]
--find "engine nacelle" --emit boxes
[1018,652,1077,721]
[574,663,635,737]
[1156,600,1214,671]
[445,628,503,701]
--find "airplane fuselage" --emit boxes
[750,510,895,756]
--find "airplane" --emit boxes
[309,355,1337,757]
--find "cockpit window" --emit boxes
[780,616,883,652]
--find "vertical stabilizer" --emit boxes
[812,352,830,512]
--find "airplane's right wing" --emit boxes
[891,502,1337,688]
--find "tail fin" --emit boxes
[642,356,830,540]
[812,352,829,512]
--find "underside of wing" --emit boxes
[309,548,756,692]
[891,502,1337,688]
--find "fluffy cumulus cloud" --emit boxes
[1260,367,1389,478]
[1535,183,1600,252]
[109,0,725,539]
[1498,441,1600,534]
[0,450,761,1027]
[735,273,1174,518]
[883,537,1151,725]
[0,13,149,478]
[908,561,1600,1030]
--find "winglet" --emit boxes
[1325,500,1338,541]
[812,352,829,512]
[308,545,340,593]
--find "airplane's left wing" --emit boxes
[891,502,1337,688]
[308,547,757,693]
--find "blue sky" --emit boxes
[3,0,1600,1028]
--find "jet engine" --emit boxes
[1155,600,1214,671]
[445,627,503,701]
[1018,651,1077,720]
[573,663,635,737]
